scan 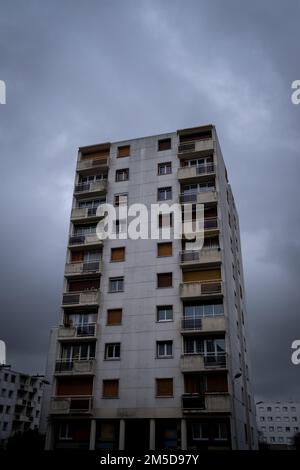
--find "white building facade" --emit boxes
[256,401,300,448]
[0,367,44,445]
[41,125,257,450]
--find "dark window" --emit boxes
[158,138,171,151]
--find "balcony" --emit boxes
[55,359,95,375]
[74,180,107,198]
[182,217,219,239]
[58,323,97,340]
[180,248,221,267]
[65,261,102,277]
[181,315,226,334]
[178,163,215,182]
[180,281,222,300]
[69,233,102,249]
[49,396,93,415]
[62,290,99,307]
[71,207,103,222]
[180,353,227,372]
[14,414,31,422]
[180,190,217,205]
[77,157,109,173]
[178,138,214,159]
[182,392,230,413]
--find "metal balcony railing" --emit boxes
[182,393,205,410]
[50,396,93,414]
[65,261,101,274]
[181,316,202,330]
[55,358,95,373]
[180,188,215,203]
[62,290,99,306]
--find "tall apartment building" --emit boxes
[256,401,300,448]
[41,124,257,450]
[0,366,44,445]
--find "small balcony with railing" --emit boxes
[58,323,97,340]
[180,280,223,300]
[70,206,103,223]
[180,247,221,267]
[62,290,99,308]
[180,189,217,205]
[49,396,93,415]
[182,217,219,240]
[77,145,110,173]
[54,358,95,376]
[182,392,231,414]
[178,162,215,182]
[180,352,227,372]
[74,179,108,198]
[181,315,226,334]
[65,260,102,278]
[177,129,214,159]
[68,232,102,249]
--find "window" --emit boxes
[286,427,291,432]
[292,417,298,422]
[103,380,119,398]
[267,407,272,412]
[212,423,228,441]
[157,341,173,358]
[269,426,274,432]
[158,138,171,151]
[156,378,173,397]
[111,247,125,262]
[278,437,284,443]
[192,423,209,441]
[291,406,296,412]
[294,427,299,432]
[109,277,124,293]
[157,242,172,257]
[267,416,273,421]
[117,145,130,158]
[114,193,128,206]
[107,309,122,326]
[4,373,8,381]
[158,187,172,201]
[277,426,283,432]
[5,406,11,414]
[283,406,288,412]
[2,422,8,431]
[115,168,129,182]
[8,390,13,398]
[158,213,173,228]
[157,306,173,322]
[105,343,121,360]
[11,375,15,383]
[183,302,224,319]
[157,273,172,288]
[158,162,172,175]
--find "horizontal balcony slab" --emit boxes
[181,315,226,334]
[57,323,97,340]
[178,139,214,159]
[70,207,103,222]
[49,396,93,415]
[182,393,231,414]
[68,234,103,250]
[180,281,223,300]
[180,354,227,372]
[62,290,99,307]
[65,261,102,277]
[76,158,109,173]
[180,248,221,267]
[74,180,108,198]
[55,359,95,375]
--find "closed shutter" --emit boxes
[184,375,205,394]
[182,269,221,283]
[111,247,125,262]
[81,149,109,160]
[56,377,93,396]
[158,138,171,151]
[68,279,100,292]
[157,243,172,257]
[103,380,119,398]
[71,251,84,262]
[117,145,130,158]
[107,309,122,325]
[157,273,172,288]
[156,378,173,396]
[206,373,228,392]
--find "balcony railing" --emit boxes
[181,316,202,330]
[71,207,101,220]
[180,353,227,372]
[69,233,101,247]
[58,323,97,339]
[178,137,214,156]
[180,247,220,263]
[182,393,205,410]
[55,359,95,374]
[77,158,108,171]
[65,261,101,275]
[62,290,99,306]
[180,188,215,203]
[50,396,93,414]
[180,281,222,299]
[74,180,107,195]
[178,164,215,180]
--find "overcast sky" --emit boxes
[0,0,300,401]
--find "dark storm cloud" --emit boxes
[0,0,299,399]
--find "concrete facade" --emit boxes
[41,125,258,450]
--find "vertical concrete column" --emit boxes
[181,419,187,450]
[149,419,155,450]
[89,419,96,450]
[119,419,125,450]
[45,422,54,450]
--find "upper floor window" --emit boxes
[105,343,121,360]
[157,341,173,358]
[157,273,172,288]
[157,305,173,322]
[117,145,130,158]
[109,277,124,293]
[158,187,172,201]
[158,138,171,151]
[116,168,129,182]
[158,162,172,175]
[114,193,128,206]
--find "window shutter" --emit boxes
[157,273,172,288]
[158,138,171,151]
[103,380,119,398]
[206,374,228,392]
[182,269,221,282]
[71,251,84,262]
[117,145,130,158]
[156,378,173,396]
[157,243,172,257]
[111,247,125,262]
[56,377,93,396]
[107,309,122,325]
[68,279,100,292]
